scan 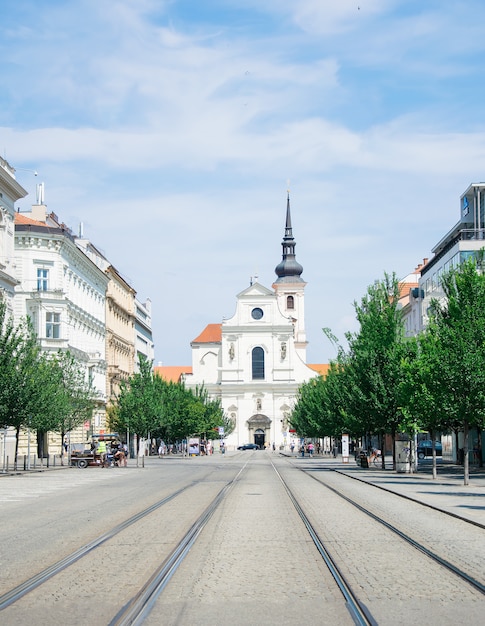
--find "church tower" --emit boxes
[273,194,308,362]
[182,192,318,451]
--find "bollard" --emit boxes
[23,455,27,471]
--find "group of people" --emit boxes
[91,439,128,467]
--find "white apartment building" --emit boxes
[0,157,27,314]
[135,297,154,369]
[14,194,109,440]
[76,237,137,401]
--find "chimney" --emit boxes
[31,204,48,222]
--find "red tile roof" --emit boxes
[307,363,330,377]
[153,366,192,383]
[14,213,46,227]
[191,323,222,344]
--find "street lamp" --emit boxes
[15,168,38,177]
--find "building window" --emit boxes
[286,295,294,309]
[46,312,60,338]
[252,347,264,380]
[251,307,263,320]
[37,268,49,291]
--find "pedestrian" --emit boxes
[308,442,314,457]
[272,442,276,452]
[290,442,295,454]
[97,439,107,466]
[114,445,125,467]
[221,442,225,455]
[300,445,305,458]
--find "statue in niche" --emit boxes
[256,399,262,411]
[280,342,287,360]
[229,342,235,360]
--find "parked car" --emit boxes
[237,443,260,450]
[417,440,442,459]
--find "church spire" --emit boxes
[274,193,304,283]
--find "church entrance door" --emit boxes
[254,430,265,450]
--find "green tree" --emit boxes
[0,301,41,467]
[115,356,160,453]
[344,273,408,466]
[426,257,485,484]
[399,334,445,477]
[30,351,96,463]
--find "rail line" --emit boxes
[0,482,199,611]
[301,467,485,596]
[271,460,378,626]
[109,463,246,625]
[0,462,248,624]
[335,468,485,530]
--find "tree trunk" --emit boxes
[430,428,437,480]
[14,425,20,470]
[60,429,65,466]
[463,421,470,486]
[478,427,483,468]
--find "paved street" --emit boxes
[1,453,484,625]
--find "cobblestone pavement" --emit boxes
[288,452,485,526]
[277,456,484,624]
[2,452,484,625]
[146,454,354,626]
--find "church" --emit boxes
[157,196,326,450]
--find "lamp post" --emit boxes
[27,416,31,470]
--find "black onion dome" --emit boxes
[274,194,304,283]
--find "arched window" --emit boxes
[286,295,294,309]
[252,347,265,380]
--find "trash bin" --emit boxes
[359,452,368,468]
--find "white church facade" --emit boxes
[183,196,324,450]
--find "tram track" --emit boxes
[0,481,198,611]
[295,464,485,596]
[335,469,485,531]
[2,455,483,625]
[109,465,245,626]
[0,461,248,625]
[271,460,377,626]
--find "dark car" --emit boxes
[417,440,442,459]
[237,443,260,450]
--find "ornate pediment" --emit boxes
[247,413,271,426]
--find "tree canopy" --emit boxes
[110,356,228,451]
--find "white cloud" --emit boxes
[2,0,485,365]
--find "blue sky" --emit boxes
[2,0,485,365]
